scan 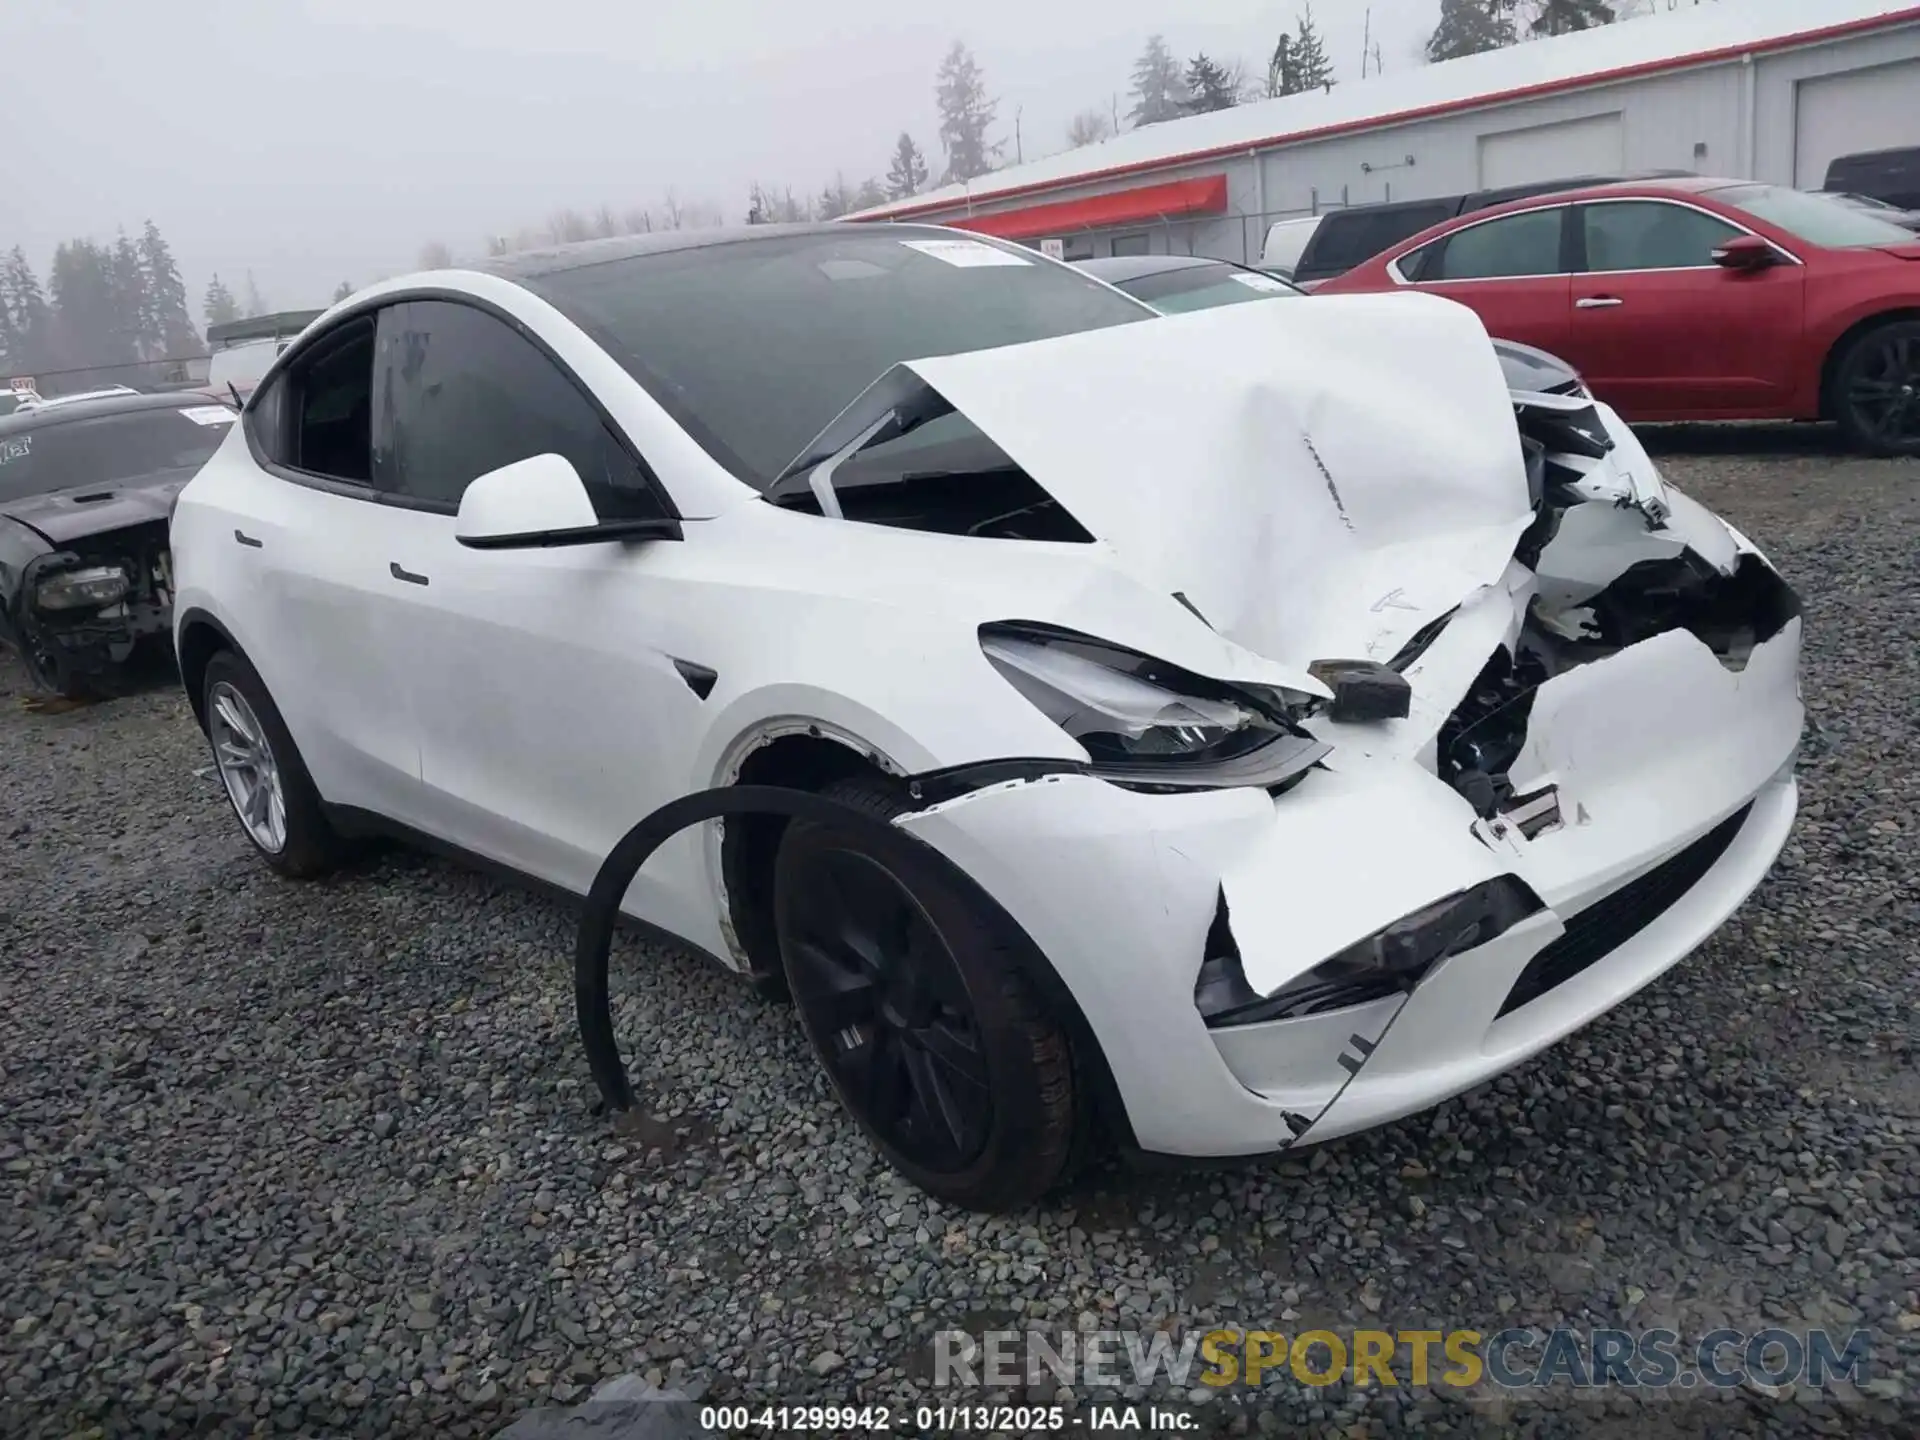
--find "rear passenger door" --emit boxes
[228,317,431,823]
[1395,205,1575,359]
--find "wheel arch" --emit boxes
[174,606,246,730]
[1818,307,1920,418]
[699,719,1137,1154]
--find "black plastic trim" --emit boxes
[573,784,1137,1151]
[1499,801,1754,1016]
[457,516,683,549]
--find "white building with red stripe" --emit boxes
[845,0,1920,265]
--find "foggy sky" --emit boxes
[0,0,1439,315]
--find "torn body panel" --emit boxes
[0,506,176,695]
[796,292,1535,672]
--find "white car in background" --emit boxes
[171,225,1802,1210]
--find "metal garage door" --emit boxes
[1477,113,1625,190]
[1793,60,1920,188]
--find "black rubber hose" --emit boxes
[574,784,1001,1116]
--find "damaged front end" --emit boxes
[1430,389,1802,835]
[746,296,1803,1160]
[5,521,175,695]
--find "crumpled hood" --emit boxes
[903,292,1535,668]
[0,468,192,547]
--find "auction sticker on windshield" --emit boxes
[899,238,1032,268]
[178,406,236,426]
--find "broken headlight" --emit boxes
[35,564,130,611]
[1198,877,1543,1027]
[980,624,1325,783]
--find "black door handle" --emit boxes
[389,562,430,587]
[234,529,263,548]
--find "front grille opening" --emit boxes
[1497,801,1753,1017]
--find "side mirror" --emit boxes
[455,453,680,549]
[1711,235,1780,271]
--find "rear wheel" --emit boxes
[201,649,346,878]
[773,776,1075,1211]
[1831,319,1920,457]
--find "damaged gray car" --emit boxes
[0,391,234,698]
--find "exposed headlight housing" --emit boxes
[35,564,130,612]
[980,623,1328,789]
[1197,877,1543,1027]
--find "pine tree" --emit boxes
[1129,35,1188,126]
[51,240,129,372]
[1181,55,1238,114]
[3,249,54,377]
[935,41,999,183]
[332,281,355,303]
[1528,0,1616,35]
[241,271,268,318]
[885,133,929,200]
[1292,5,1337,90]
[855,177,889,210]
[1267,33,1294,98]
[1427,0,1519,62]
[203,274,240,328]
[138,221,199,356]
[110,230,156,361]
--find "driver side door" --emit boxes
[368,298,713,930]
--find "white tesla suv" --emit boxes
[171,225,1803,1210]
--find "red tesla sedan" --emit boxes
[1316,177,1920,455]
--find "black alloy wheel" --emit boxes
[771,776,1076,1210]
[1834,320,1920,456]
[779,843,994,1168]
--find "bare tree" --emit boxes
[1066,109,1112,148]
[591,205,620,238]
[418,241,453,269]
[546,209,592,244]
[623,207,655,234]
[660,189,686,230]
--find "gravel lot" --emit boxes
[2,430,1916,1439]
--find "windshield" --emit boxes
[524,230,1150,489]
[1710,183,1917,248]
[1115,263,1305,315]
[0,406,233,504]
[526,231,1144,487]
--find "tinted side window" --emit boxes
[287,318,375,483]
[1312,202,1459,272]
[1582,201,1740,272]
[1424,209,1567,280]
[374,300,663,516]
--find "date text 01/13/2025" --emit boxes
[697,1403,1198,1431]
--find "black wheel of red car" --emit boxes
[772,776,1076,1211]
[1832,320,1920,457]
[200,648,348,880]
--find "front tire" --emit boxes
[773,776,1076,1211]
[1830,319,1920,457]
[201,649,345,878]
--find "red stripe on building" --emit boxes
[855,7,1920,224]
[944,175,1230,238]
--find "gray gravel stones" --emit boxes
[0,428,1916,1437]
